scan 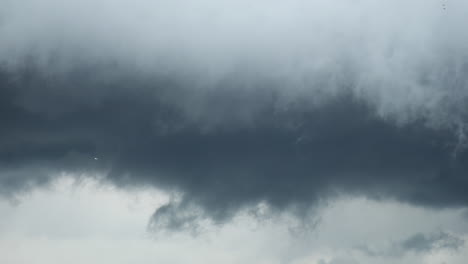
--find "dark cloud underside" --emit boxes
[1,63,468,224]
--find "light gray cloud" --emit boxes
[2,182,468,264]
[318,258,359,264]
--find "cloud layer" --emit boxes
[1,0,468,224]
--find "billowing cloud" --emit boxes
[1,0,468,226]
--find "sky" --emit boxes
[1,0,468,263]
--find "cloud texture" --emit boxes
[1,0,468,224]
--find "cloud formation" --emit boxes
[358,231,465,257]
[1,0,468,225]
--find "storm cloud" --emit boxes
[1,0,468,225]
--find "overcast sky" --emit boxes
[1,0,468,263]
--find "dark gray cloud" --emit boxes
[1,0,468,226]
[1,62,468,225]
[401,232,464,252]
[358,231,465,257]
